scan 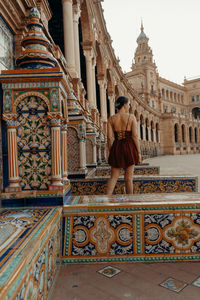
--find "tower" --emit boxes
[126,22,159,111]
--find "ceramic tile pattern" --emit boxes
[62,193,200,264]
[0,207,62,300]
[70,176,198,195]
[159,277,188,293]
[91,166,160,177]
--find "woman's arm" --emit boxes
[131,115,142,163]
[107,118,114,152]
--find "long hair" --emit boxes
[115,96,129,111]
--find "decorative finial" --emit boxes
[16,7,57,69]
[141,19,144,32]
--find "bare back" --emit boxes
[110,113,132,132]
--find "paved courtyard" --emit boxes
[51,154,200,300]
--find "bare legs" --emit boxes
[106,164,134,195]
[124,164,134,194]
[106,167,120,195]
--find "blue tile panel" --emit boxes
[0,207,62,300]
[62,193,200,263]
[70,176,198,195]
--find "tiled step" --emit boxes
[87,165,159,177]
[70,175,198,195]
[62,192,200,264]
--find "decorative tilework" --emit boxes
[62,193,200,263]
[17,95,51,190]
[89,166,159,177]
[98,266,121,278]
[0,207,62,300]
[159,277,187,293]
[67,127,80,172]
[192,277,200,288]
[70,176,198,195]
[0,16,14,70]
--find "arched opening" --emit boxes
[189,127,192,143]
[156,123,159,143]
[181,124,185,143]
[145,119,149,141]
[174,123,178,143]
[150,121,154,142]
[194,127,197,143]
[140,115,143,140]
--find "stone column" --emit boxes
[84,49,95,109]
[178,125,183,153]
[49,119,63,189]
[92,58,97,109]
[62,0,76,74]
[97,141,102,164]
[93,140,97,165]
[73,1,81,77]
[5,120,21,192]
[98,79,107,122]
[79,138,87,171]
[108,94,115,116]
[142,124,146,141]
[61,123,69,182]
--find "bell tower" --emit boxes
[134,21,154,67]
[126,22,159,111]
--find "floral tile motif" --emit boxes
[98,266,121,278]
[192,277,200,288]
[160,277,187,293]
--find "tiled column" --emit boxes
[49,119,63,189]
[84,49,96,109]
[73,1,81,77]
[5,120,21,191]
[98,79,107,122]
[62,0,76,74]
[61,123,69,182]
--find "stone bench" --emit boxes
[70,175,198,195]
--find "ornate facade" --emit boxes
[0,0,199,195]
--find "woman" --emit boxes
[106,96,142,195]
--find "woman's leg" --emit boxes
[106,167,121,195]
[124,165,134,194]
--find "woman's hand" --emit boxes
[138,153,142,164]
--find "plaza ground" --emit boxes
[51,154,200,300]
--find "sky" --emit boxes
[101,0,200,85]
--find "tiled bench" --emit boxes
[70,176,198,195]
[87,165,159,177]
[0,207,62,300]
[62,192,200,264]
